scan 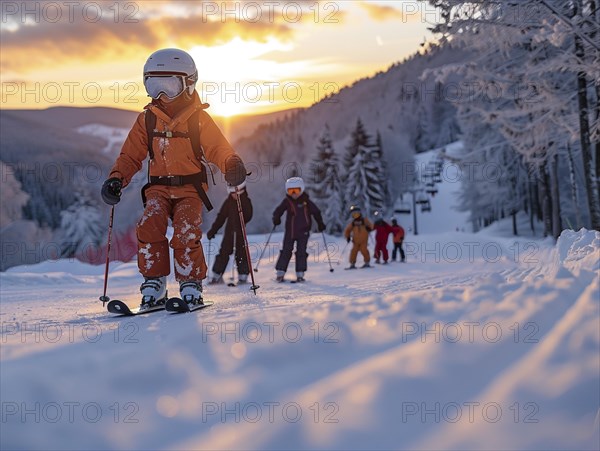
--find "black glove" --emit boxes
[224,155,247,187]
[347,237,351,243]
[273,217,281,226]
[317,222,326,232]
[101,178,122,205]
[207,229,216,240]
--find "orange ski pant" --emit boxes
[136,186,207,282]
[349,241,370,265]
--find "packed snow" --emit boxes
[1,227,598,450]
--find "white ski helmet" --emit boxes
[227,180,247,193]
[143,48,198,99]
[285,177,305,195]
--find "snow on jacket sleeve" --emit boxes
[198,111,237,175]
[109,112,148,187]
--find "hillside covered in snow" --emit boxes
[1,228,598,450]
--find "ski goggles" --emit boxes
[287,187,302,196]
[144,75,186,99]
[351,211,361,219]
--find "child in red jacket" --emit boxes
[391,219,406,262]
[373,212,393,264]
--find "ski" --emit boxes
[107,299,166,316]
[165,297,214,313]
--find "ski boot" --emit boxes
[237,274,249,285]
[180,280,204,306]
[139,276,167,311]
[361,263,371,268]
[295,272,306,283]
[276,270,285,283]
[345,264,357,270]
[375,259,381,264]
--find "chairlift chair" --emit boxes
[415,191,429,205]
[394,200,412,215]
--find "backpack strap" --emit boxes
[144,110,157,160]
[187,110,203,163]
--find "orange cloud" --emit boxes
[359,2,410,22]
[0,1,298,74]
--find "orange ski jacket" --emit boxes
[109,94,236,189]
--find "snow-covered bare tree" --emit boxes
[428,0,600,234]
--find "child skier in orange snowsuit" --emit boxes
[344,206,373,269]
[101,48,246,308]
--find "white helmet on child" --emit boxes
[227,180,247,193]
[285,177,305,196]
[143,48,198,99]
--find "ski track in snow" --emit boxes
[0,229,598,450]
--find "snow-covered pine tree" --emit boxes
[59,192,104,258]
[344,119,387,216]
[309,126,345,234]
[372,131,390,211]
[309,125,334,200]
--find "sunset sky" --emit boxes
[1,1,437,116]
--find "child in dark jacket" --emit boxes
[272,177,325,282]
[206,182,253,284]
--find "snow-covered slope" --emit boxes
[394,141,471,234]
[1,229,598,450]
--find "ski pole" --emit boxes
[230,232,236,283]
[234,187,260,294]
[206,238,213,274]
[321,232,334,273]
[99,206,115,307]
[337,240,350,265]
[254,224,276,273]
